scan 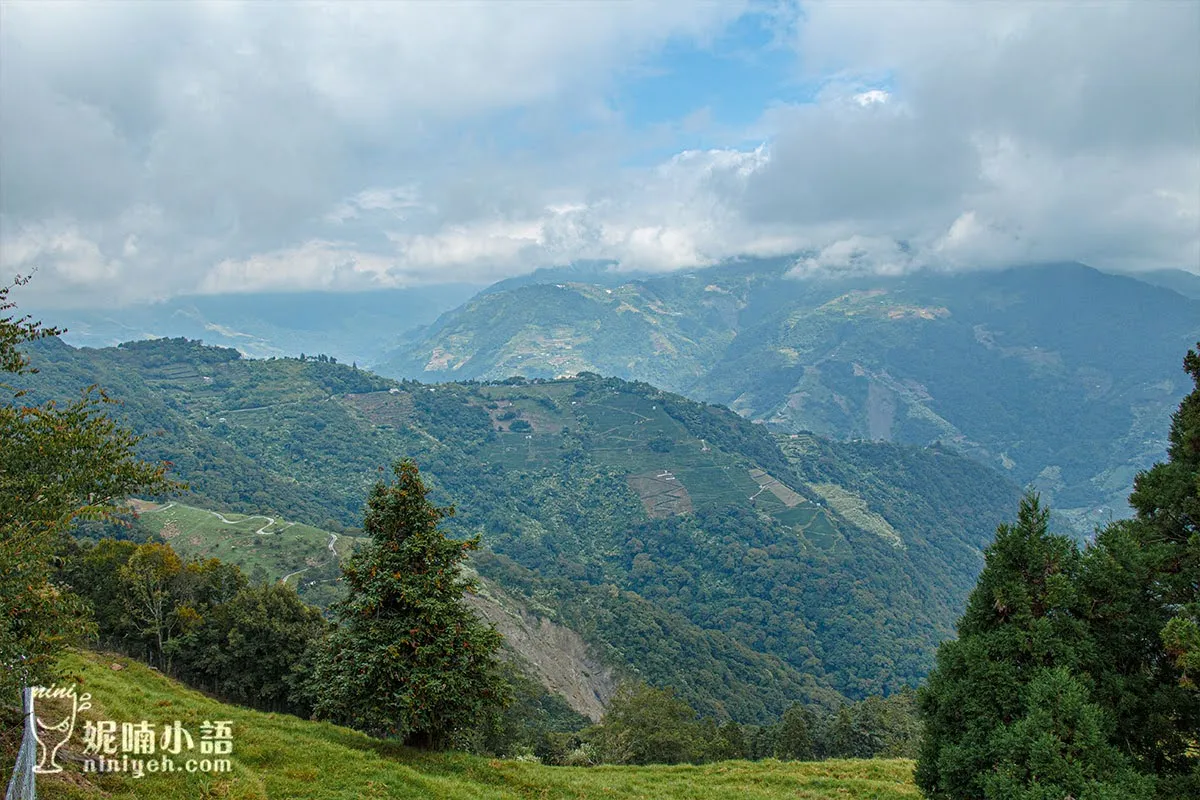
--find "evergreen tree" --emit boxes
[983,667,1152,800]
[310,460,507,747]
[1080,344,1200,794]
[916,494,1130,798]
[920,346,1200,799]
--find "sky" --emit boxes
[1,0,1197,307]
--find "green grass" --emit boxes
[133,501,360,586]
[27,650,918,800]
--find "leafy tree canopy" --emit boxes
[1,279,176,699]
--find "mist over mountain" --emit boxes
[27,283,480,368]
[27,259,1197,537]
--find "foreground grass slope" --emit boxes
[23,651,917,800]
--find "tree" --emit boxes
[55,538,140,650]
[717,720,749,760]
[983,667,1152,800]
[920,346,1200,799]
[817,706,854,758]
[916,493,1117,798]
[309,460,507,746]
[119,543,184,668]
[1080,344,1200,794]
[589,681,703,765]
[1,279,176,700]
[170,582,326,714]
[848,690,922,759]
[773,703,814,760]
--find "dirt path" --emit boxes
[280,532,339,587]
[279,568,309,585]
[138,502,282,535]
[206,509,278,535]
[134,501,176,513]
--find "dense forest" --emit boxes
[387,261,1200,534]
[18,334,1023,713]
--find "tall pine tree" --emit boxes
[310,460,507,747]
[920,345,1200,799]
[1080,344,1200,795]
[916,494,1146,799]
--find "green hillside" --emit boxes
[22,337,1022,714]
[383,261,1200,533]
[12,650,917,800]
[126,500,361,607]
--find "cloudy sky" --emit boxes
[1,0,1197,306]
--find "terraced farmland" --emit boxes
[473,380,820,534]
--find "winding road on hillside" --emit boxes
[279,533,340,586]
[139,500,300,535]
[203,509,277,534]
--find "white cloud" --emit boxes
[200,241,400,295]
[853,89,890,106]
[788,235,919,279]
[326,186,430,224]
[2,0,1197,304]
[1,221,122,286]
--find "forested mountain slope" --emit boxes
[24,337,1021,717]
[383,261,1199,532]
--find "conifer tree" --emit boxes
[916,494,1145,798]
[920,345,1200,798]
[1080,344,1200,794]
[310,460,507,747]
[983,667,1152,800]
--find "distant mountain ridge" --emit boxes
[23,259,1197,534]
[380,260,1200,533]
[26,283,481,368]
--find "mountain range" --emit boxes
[27,283,480,367]
[381,261,1200,532]
[24,335,1022,720]
[17,257,1197,720]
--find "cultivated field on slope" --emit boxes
[468,381,823,531]
[18,651,918,800]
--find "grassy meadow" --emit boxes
[131,500,357,585]
[18,651,918,800]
